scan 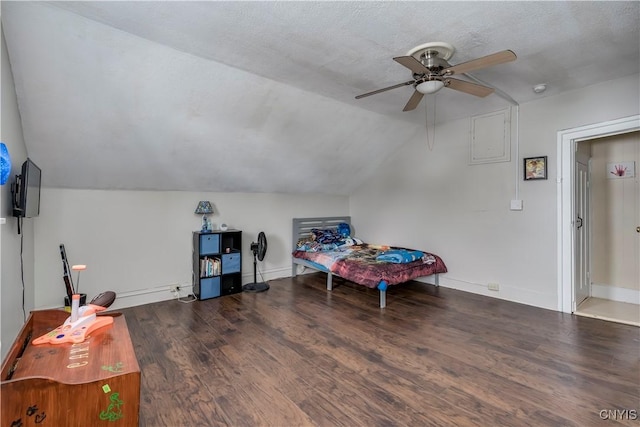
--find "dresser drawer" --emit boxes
[200,276,221,299]
[222,253,241,274]
[200,234,220,255]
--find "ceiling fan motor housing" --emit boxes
[412,50,451,86]
[420,50,450,72]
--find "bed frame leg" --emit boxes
[292,263,297,277]
[377,281,388,309]
[434,274,440,287]
[327,273,333,290]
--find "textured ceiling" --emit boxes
[2,1,639,194]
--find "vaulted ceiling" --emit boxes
[2,1,638,195]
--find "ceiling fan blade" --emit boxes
[403,90,424,111]
[393,56,430,74]
[446,78,494,97]
[444,50,516,76]
[445,78,494,98]
[355,80,414,99]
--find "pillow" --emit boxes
[337,222,351,237]
[339,236,362,247]
[296,238,339,252]
[295,233,363,252]
[311,228,343,244]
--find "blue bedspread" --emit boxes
[375,249,424,264]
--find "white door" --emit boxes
[575,159,590,307]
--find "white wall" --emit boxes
[350,74,640,310]
[1,25,34,360]
[34,189,348,310]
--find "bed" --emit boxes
[291,216,447,308]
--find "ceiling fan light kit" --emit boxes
[355,41,517,111]
[416,80,445,94]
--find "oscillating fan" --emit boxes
[242,231,269,292]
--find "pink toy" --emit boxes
[33,303,113,345]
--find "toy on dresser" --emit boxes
[46,243,119,345]
[32,301,114,345]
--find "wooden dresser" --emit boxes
[1,309,140,426]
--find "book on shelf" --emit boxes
[200,256,221,278]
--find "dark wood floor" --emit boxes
[120,274,639,427]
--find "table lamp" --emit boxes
[195,201,214,232]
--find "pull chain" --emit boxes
[425,94,436,151]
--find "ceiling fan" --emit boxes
[355,42,516,111]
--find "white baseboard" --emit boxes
[105,267,292,310]
[108,283,194,310]
[244,266,291,283]
[429,276,556,310]
[36,267,296,312]
[591,283,640,304]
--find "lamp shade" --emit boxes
[416,80,445,95]
[194,201,214,215]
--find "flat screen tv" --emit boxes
[12,158,41,218]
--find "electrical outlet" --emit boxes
[488,283,500,291]
[170,285,181,293]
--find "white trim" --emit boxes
[557,115,640,313]
[245,266,291,283]
[591,284,640,305]
[431,276,555,310]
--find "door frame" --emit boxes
[557,115,640,313]
[574,157,591,307]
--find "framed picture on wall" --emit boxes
[606,161,635,179]
[524,156,547,180]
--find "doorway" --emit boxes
[557,115,640,323]
[574,133,639,326]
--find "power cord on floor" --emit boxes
[177,294,197,304]
[172,287,197,304]
[20,228,26,322]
